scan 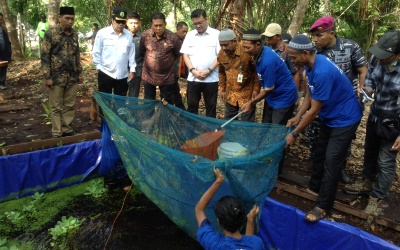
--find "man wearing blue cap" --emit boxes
[308,16,368,184]
[41,6,82,138]
[344,30,400,218]
[285,34,362,222]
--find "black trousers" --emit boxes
[128,75,141,97]
[187,81,218,118]
[171,77,185,110]
[309,121,360,210]
[143,81,174,104]
[98,70,128,96]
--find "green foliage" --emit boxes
[40,101,51,125]
[84,179,107,198]
[31,192,44,202]
[4,212,24,225]
[49,216,83,248]
[0,238,18,250]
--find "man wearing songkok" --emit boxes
[285,34,362,223]
[41,6,82,138]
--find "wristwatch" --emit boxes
[208,67,213,73]
[189,68,195,73]
[291,131,299,138]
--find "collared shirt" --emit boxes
[93,26,136,79]
[180,26,220,82]
[317,36,367,91]
[365,56,400,114]
[274,43,295,74]
[140,29,182,86]
[41,26,82,86]
[133,31,143,76]
[217,43,260,107]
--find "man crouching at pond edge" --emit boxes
[41,6,82,138]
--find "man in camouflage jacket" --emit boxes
[41,6,82,138]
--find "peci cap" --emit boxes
[309,16,334,33]
[369,30,400,59]
[262,23,282,37]
[60,6,75,16]
[219,28,235,42]
[113,7,127,21]
[288,34,314,51]
[243,29,262,41]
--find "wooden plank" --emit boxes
[279,169,309,187]
[1,131,101,156]
[0,105,31,113]
[276,181,400,232]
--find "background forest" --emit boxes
[0,0,399,60]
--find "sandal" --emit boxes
[305,207,326,222]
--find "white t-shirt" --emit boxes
[180,26,220,82]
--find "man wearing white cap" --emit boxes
[344,30,400,217]
[217,28,260,121]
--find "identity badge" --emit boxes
[237,73,243,83]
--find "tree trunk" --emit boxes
[287,0,310,36]
[48,0,61,28]
[0,0,23,59]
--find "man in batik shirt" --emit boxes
[41,6,82,138]
[140,12,182,103]
[217,29,260,121]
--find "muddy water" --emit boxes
[74,194,203,250]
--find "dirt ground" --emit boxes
[0,56,399,246]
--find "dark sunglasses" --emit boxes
[115,20,126,24]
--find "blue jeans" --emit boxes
[362,114,398,200]
[309,121,360,210]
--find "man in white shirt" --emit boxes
[93,7,136,96]
[180,9,220,118]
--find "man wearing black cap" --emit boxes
[41,6,82,138]
[285,34,362,222]
[344,30,400,217]
[36,14,48,57]
[93,6,136,97]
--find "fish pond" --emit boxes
[0,178,203,249]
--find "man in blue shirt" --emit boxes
[285,35,362,222]
[241,29,297,125]
[344,30,400,217]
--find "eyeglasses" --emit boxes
[115,20,126,24]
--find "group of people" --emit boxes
[35,5,399,249]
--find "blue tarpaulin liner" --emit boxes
[260,197,399,250]
[0,140,101,203]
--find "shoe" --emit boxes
[62,131,75,137]
[340,169,352,184]
[343,178,373,195]
[364,196,387,216]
